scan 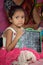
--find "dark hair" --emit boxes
[0,37,3,48]
[8,5,25,18]
[4,0,16,12]
[4,0,24,12]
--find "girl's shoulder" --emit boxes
[4,26,16,33]
[3,27,16,36]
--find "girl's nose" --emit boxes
[19,18,23,22]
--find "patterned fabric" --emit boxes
[4,0,16,11]
[18,30,42,52]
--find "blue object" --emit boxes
[41,30,43,36]
[16,28,42,52]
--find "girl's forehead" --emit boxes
[13,10,25,16]
[14,9,24,13]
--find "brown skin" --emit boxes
[13,0,24,5]
[23,7,41,30]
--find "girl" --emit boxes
[3,5,25,51]
[2,5,40,65]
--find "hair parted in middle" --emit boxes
[8,5,25,18]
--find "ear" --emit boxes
[9,17,12,23]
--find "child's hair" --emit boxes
[8,5,25,18]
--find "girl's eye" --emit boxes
[21,16,25,18]
[15,16,25,19]
[16,16,19,19]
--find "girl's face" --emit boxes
[11,10,25,27]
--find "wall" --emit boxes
[37,0,43,3]
[0,0,9,34]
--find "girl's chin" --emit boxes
[16,25,22,28]
[17,25,23,27]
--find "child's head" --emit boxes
[9,5,25,27]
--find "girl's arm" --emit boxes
[6,28,23,51]
[32,7,41,25]
[23,7,41,29]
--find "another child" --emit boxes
[2,6,40,65]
